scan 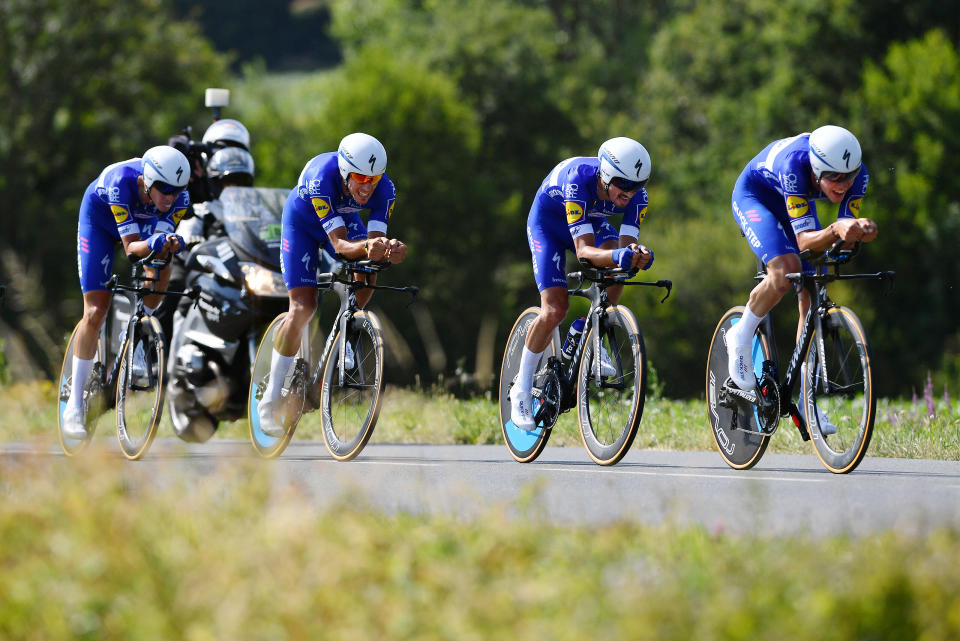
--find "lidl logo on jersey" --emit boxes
[848,197,862,216]
[111,205,130,224]
[312,197,332,219]
[785,196,809,219]
[565,201,585,225]
[637,205,648,223]
[172,207,186,225]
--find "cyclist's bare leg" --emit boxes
[273,286,318,357]
[143,264,173,311]
[355,271,375,309]
[746,253,801,319]
[525,286,568,354]
[73,290,111,360]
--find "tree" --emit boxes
[0,0,228,374]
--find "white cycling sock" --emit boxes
[69,356,94,410]
[516,346,544,392]
[735,305,763,343]
[264,350,296,404]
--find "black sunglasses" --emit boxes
[153,181,186,196]
[820,167,861,183]
[609,176,646,192]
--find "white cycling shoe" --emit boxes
[509,380,536,431]
[62,404,88,440]
[342,340,355,370]
[257,398,286,438]
[599,345,617,377]
[815,405,838,436]
[725,324,755,390]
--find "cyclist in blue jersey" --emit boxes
[258,132,407,436]
[62,145,191,438]
[509,137,656,431]
[725,126,879,430]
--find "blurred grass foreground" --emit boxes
[2,453,960,640]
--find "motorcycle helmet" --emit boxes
[202,119,251,150]
[337,132,387,182]
[206,147,255,188]
[598,137,651,192]
[142,145,190,192]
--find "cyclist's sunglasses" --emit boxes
[820,167,861,183]
[348,172,383,187]
[609,176,646,192]
[152,181,186,196]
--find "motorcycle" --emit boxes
[166,185,291,442]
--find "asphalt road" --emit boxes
[5,440,959,536]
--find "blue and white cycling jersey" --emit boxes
[526,157,649,291]
[280,152,397,290]
[76,159,190,292]
[732,133,869,264]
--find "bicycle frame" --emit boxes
[550,266,672,414]
[753,244,895,430]
[308,261,418,394]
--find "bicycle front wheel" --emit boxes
[319,311,385,461]
[576,306,645,465]
[705,307,772,470]
[802,306,875,474]
[498,308,560,463]
[57,322,108,456]
[248,312,307,459]
[115,316,165,460]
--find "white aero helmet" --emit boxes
[337,132,387,181]
[202,119,250,150]
[808,125,861,180]
[142,145,190,192]
[598,137,651,190]
[206,147,255,183]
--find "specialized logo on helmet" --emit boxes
[111,205,130,224]
[368,154,377,173]
[176,166,184,182]
[786,196,809,219]
[312,197,332,219]
[634,158,644,178]
[848,197,862,215]
[565,201,585,225]
[842,149,851,169]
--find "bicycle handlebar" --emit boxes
[567,267,673,303]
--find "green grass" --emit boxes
[3,382,958,460]
[2,454,960,640]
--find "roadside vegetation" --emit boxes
[2,452,959,640]
[2,381,957,460]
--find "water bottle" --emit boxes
[561,317,586,360]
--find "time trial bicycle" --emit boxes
[57,252,198,459]
[499,262,672,465]
[248,259,418,459]
[705,241,895,473]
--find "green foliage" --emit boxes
[0,0,229,372]
[3,455,960,639]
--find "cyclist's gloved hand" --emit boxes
[146,232,168,253]
[170,234,185,255]
[641,248,654,271]
[611,248,635,270]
